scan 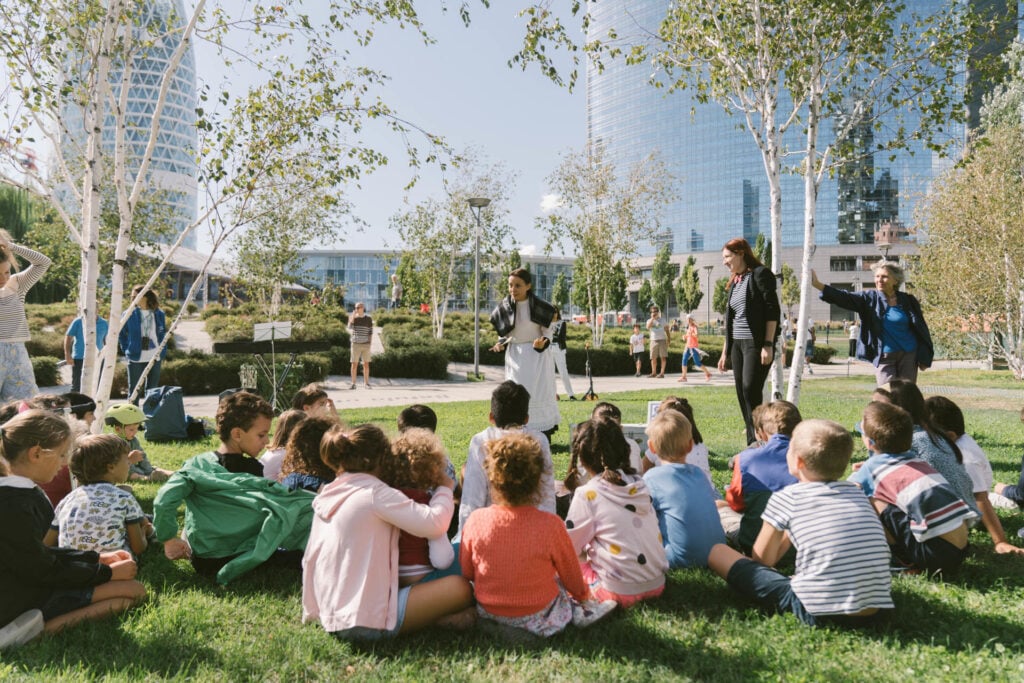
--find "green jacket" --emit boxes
[153,452,315,584]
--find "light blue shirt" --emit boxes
[644,462,725,569]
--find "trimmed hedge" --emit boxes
[31,356,60,387]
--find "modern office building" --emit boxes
[587,1,1018,321]
[60,0,199,248]
[296,249,575,313]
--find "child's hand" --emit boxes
[99,549,132,566]
[128,449,144,465]
[163,538,192,561]
[108,558,139,581]
[851,461,864,472]
[141,518,154,536]
[438,473,456,491]
[994,541,1024,555]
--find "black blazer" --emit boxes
[724,265,781,356]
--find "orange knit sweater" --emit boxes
[460,505,587,617]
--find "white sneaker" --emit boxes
[989,491,1019,510]
[571,599,616,628]
[0,609,43,649]
[349,383,356,390]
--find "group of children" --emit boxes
[3,374,1024,647]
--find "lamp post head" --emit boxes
[468,197,491,209]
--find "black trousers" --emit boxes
[731,338,772,444]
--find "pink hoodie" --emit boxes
[301,471,453,633]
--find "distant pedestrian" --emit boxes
[629,324,645,377]
[0,230,51,401]
[390,274,403,310]
[646,306,670,378]
[348,303,373,390]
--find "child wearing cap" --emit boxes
[105,404,173,483]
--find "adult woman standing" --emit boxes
[489,268,559,436]
[810,262,932,384]
[119,285,167,401]
[716,238,780,445]
[0,230,51,401]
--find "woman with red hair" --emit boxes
[716,238,780,444]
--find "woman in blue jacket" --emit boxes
[119,285,167,401]
[811,262,932,385]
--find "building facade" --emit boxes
[61,0,199,248]
[296,249,575,314]
[588,1,1018,321]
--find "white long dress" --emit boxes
[505,299,560,433]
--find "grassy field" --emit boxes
[4,374,1024,681]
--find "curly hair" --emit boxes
[484,432,543,507]
[320,423,391,475]
[389,428,448,490]
[565,418,634,492]
[71,433,129,484]
[281,415,338,482]
[216,391,274,443]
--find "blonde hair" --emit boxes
[0,229,17,272]
[645,410,692,463]
[0,409,71,463]
[389,428,448,490]
[789,419,853,481]
[872,261,904,288]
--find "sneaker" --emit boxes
[0,609,43,649]
[635,372,641,377]
[349,383,356,390]
[569,396,577,401]
[571,599,617,628]
[364,384,372,389]
[989,491,1019,510]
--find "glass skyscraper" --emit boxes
[61,0,198,248]
[585,1,995,256]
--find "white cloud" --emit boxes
[539,193,562,213]
[519,244,538,256]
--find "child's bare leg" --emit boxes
[399,576,473,634]
[44,581,146,634]
[707,543,746,580]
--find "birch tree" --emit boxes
[0,1,461,415]
[540,143,673,348]
[391,155,516,339]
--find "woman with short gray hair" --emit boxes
[810,262,932,384]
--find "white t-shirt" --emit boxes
[957,433,993,494]
[630,333,645,354]
[136,309,158,363]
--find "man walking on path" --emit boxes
[348,303,373,389]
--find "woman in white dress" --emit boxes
[488,268,560,436]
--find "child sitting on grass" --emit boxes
[291,383,336,417]
[641,397,715,494]
[718,401,801,551]
[154,391,315,584]
[280,415,338,493]
[106,403,173,483]
[458,381,555,539]
[850,401,978,575]
[302,424,473,641]
[708,419,893,628]
[0,410,145,644]
[926,395,1024,555]
[45,434,151,557]
[644,410,725,569]
[564,419,667,607]
[461,432,616,638]
[993,407,1024,514]
[388,428,456,586]
[259,409,307,482]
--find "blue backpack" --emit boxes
[141,386,189,442]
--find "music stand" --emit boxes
[253,322,292,411]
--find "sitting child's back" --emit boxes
[643,410,724,568]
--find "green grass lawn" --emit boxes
[5,374,1024,681]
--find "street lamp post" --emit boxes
[468,197,491,379]
[703,265,714,334]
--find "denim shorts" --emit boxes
[330,585,411,641]
[39,587,95,621]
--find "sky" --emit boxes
[199,3,587,257]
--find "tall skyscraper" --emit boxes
[61,0,198,248]
[586,1,1014,257]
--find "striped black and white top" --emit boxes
[348,315,373,345]
[728,272,753,340]
[762,480,894,616]
[0,244,51,343]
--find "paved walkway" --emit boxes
[47,317,997,417]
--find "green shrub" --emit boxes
[370,345,449,379]
[25,330,66,358]
[157,350,329,396]
[32,356,60,387]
